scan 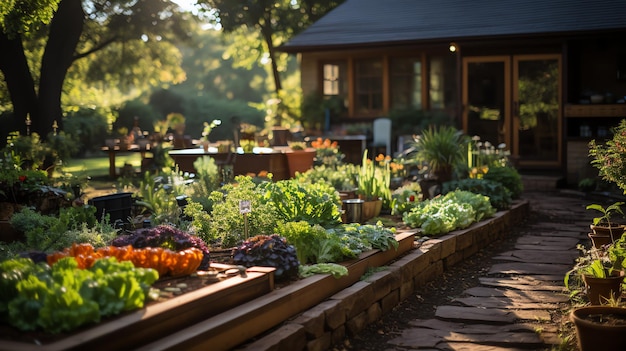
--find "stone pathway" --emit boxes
[384,191,593,350]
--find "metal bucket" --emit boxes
[342,199,364,223]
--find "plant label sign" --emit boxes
[239,200,252,214]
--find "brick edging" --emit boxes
[238,200,530,351]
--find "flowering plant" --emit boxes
[589,119,626,193]
[357,150,391,205]
[201,119,222,142]
[311,137,345,167]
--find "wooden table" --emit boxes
[168,147,290,180]
[102,144,149,178]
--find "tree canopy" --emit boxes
[0,0,192,138]
[198,0,344,125]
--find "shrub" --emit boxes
[482,166,523,199]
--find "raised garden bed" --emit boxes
[134,231,415,351]
[0,265,276,351]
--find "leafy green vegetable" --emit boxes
[277,221,398,264]
[403,190,495,236]
[260,179,342,227]
[299,263,349,278]
[0,256,158,333]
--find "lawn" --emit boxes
[63,153,144,199]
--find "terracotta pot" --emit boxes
[590,224,626,242]
[361,198,382,221]
[588,232,613,249]
[583,271,625,305]
[571,306,626,351]
[284,150,316,178]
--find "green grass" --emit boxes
[63,154,143,178]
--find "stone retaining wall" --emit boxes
[237,200,529,351]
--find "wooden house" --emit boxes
[280,0,626,185]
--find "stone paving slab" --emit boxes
[515,235,580,246]
[435,305,551,323]
[388,326,544,349]
[362,192,592,350]
[453,296,559,309]
[488,262,572,275]
[477,277,565,292]
[493,250,577,264]
[463,287,569,303]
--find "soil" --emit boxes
[582,313,626,326]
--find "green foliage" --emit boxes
[276,221,397,264]
[357,150,392,206]
[442,178,512,210]
[589,119,626,194]
[135,170,189,226]
[0,256,158,333]
[232,234,299,280]
[409,126,469,175]
[482,166,523,199]
[586,201,624,227]
[64,107,112,156]
[0,0,60,38]
[187,156,221,210]
[10,206,117,252]
[260,179,342,227]
[403,190,495,236]
[299,263,348,278]
[206,176,279,247]
[295,164,357,192]
[391,182,422,215]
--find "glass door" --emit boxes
[463,55,562,168]
[513,55,561,166]
[463,57,511,148]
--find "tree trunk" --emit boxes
[0,31,38,136]
[260,22,283,126]
[36,0,85,136]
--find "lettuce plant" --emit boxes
[232,235,299,281]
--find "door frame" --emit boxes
[462,54,562,168]
[512,54,562,168]
[462,56,512,152]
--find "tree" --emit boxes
[198,0,344,125]
[0,0,192,138]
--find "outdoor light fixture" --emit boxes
[449,42,457,52]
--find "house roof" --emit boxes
[281,0,626,52]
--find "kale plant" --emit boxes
[232,235,299,281]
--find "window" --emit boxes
[429,55,457,110]
[355,59,383,115]
[390,58,422,110]
[323,63,346,96]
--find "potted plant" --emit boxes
[587,201,625,247]
[565,241,626,305]
[356,150,391,220]
[589,119,626,193]
[409,125,469,183]
[571,305,626,351]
